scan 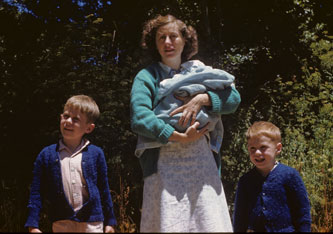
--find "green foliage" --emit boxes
[1,0,332,232]
[222,25,333,231]
[278,38,333,232]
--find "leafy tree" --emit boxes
[220,2,333,231]
[0,0,332,232]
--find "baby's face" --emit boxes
[247,135,282,176]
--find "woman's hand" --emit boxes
[169,121,209,143]
[169,93,211,128]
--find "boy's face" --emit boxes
[60,108,94,143]
[247,135,282,175]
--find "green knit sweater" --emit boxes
[130,62,241,178]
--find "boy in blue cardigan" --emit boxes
[233,121,311,232]
[25,95,116,233]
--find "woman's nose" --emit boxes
[165,36,172,44]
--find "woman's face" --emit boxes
[155,22,185,65]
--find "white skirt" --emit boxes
[140,136,233,232]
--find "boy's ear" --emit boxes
[85,123,95,134]
[276,142,282,155]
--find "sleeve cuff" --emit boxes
[207,91,221,113]
[24,208,40,228]
[104,217,117,226]
[158,124,175,144]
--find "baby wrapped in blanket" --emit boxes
[155,60,234,132]
[135,60,235,157]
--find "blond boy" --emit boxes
[25,95,116,233]
[233,121,311,232]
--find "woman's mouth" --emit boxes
[165,48,174,53]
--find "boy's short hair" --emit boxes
[246,121,281,143]
[64,95,100,123]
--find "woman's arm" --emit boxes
[169,121,209,143]
[169,93,211,128]
[131,67,211,144]
[130,69,175,144]
[169,85,241,128]
[207,85,241,114]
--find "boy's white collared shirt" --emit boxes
[58,139,90,212]
[53,139,104,232]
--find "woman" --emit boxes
[130,14,241,232]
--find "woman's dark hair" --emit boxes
[141,14,198,62]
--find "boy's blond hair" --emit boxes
[64,95,100,123]
[246,121,281,143]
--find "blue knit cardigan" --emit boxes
[233,163,311,232]
[25,142,117,228]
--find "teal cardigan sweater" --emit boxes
[130,62,241,178]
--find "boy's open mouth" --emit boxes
[255,158,265,162]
